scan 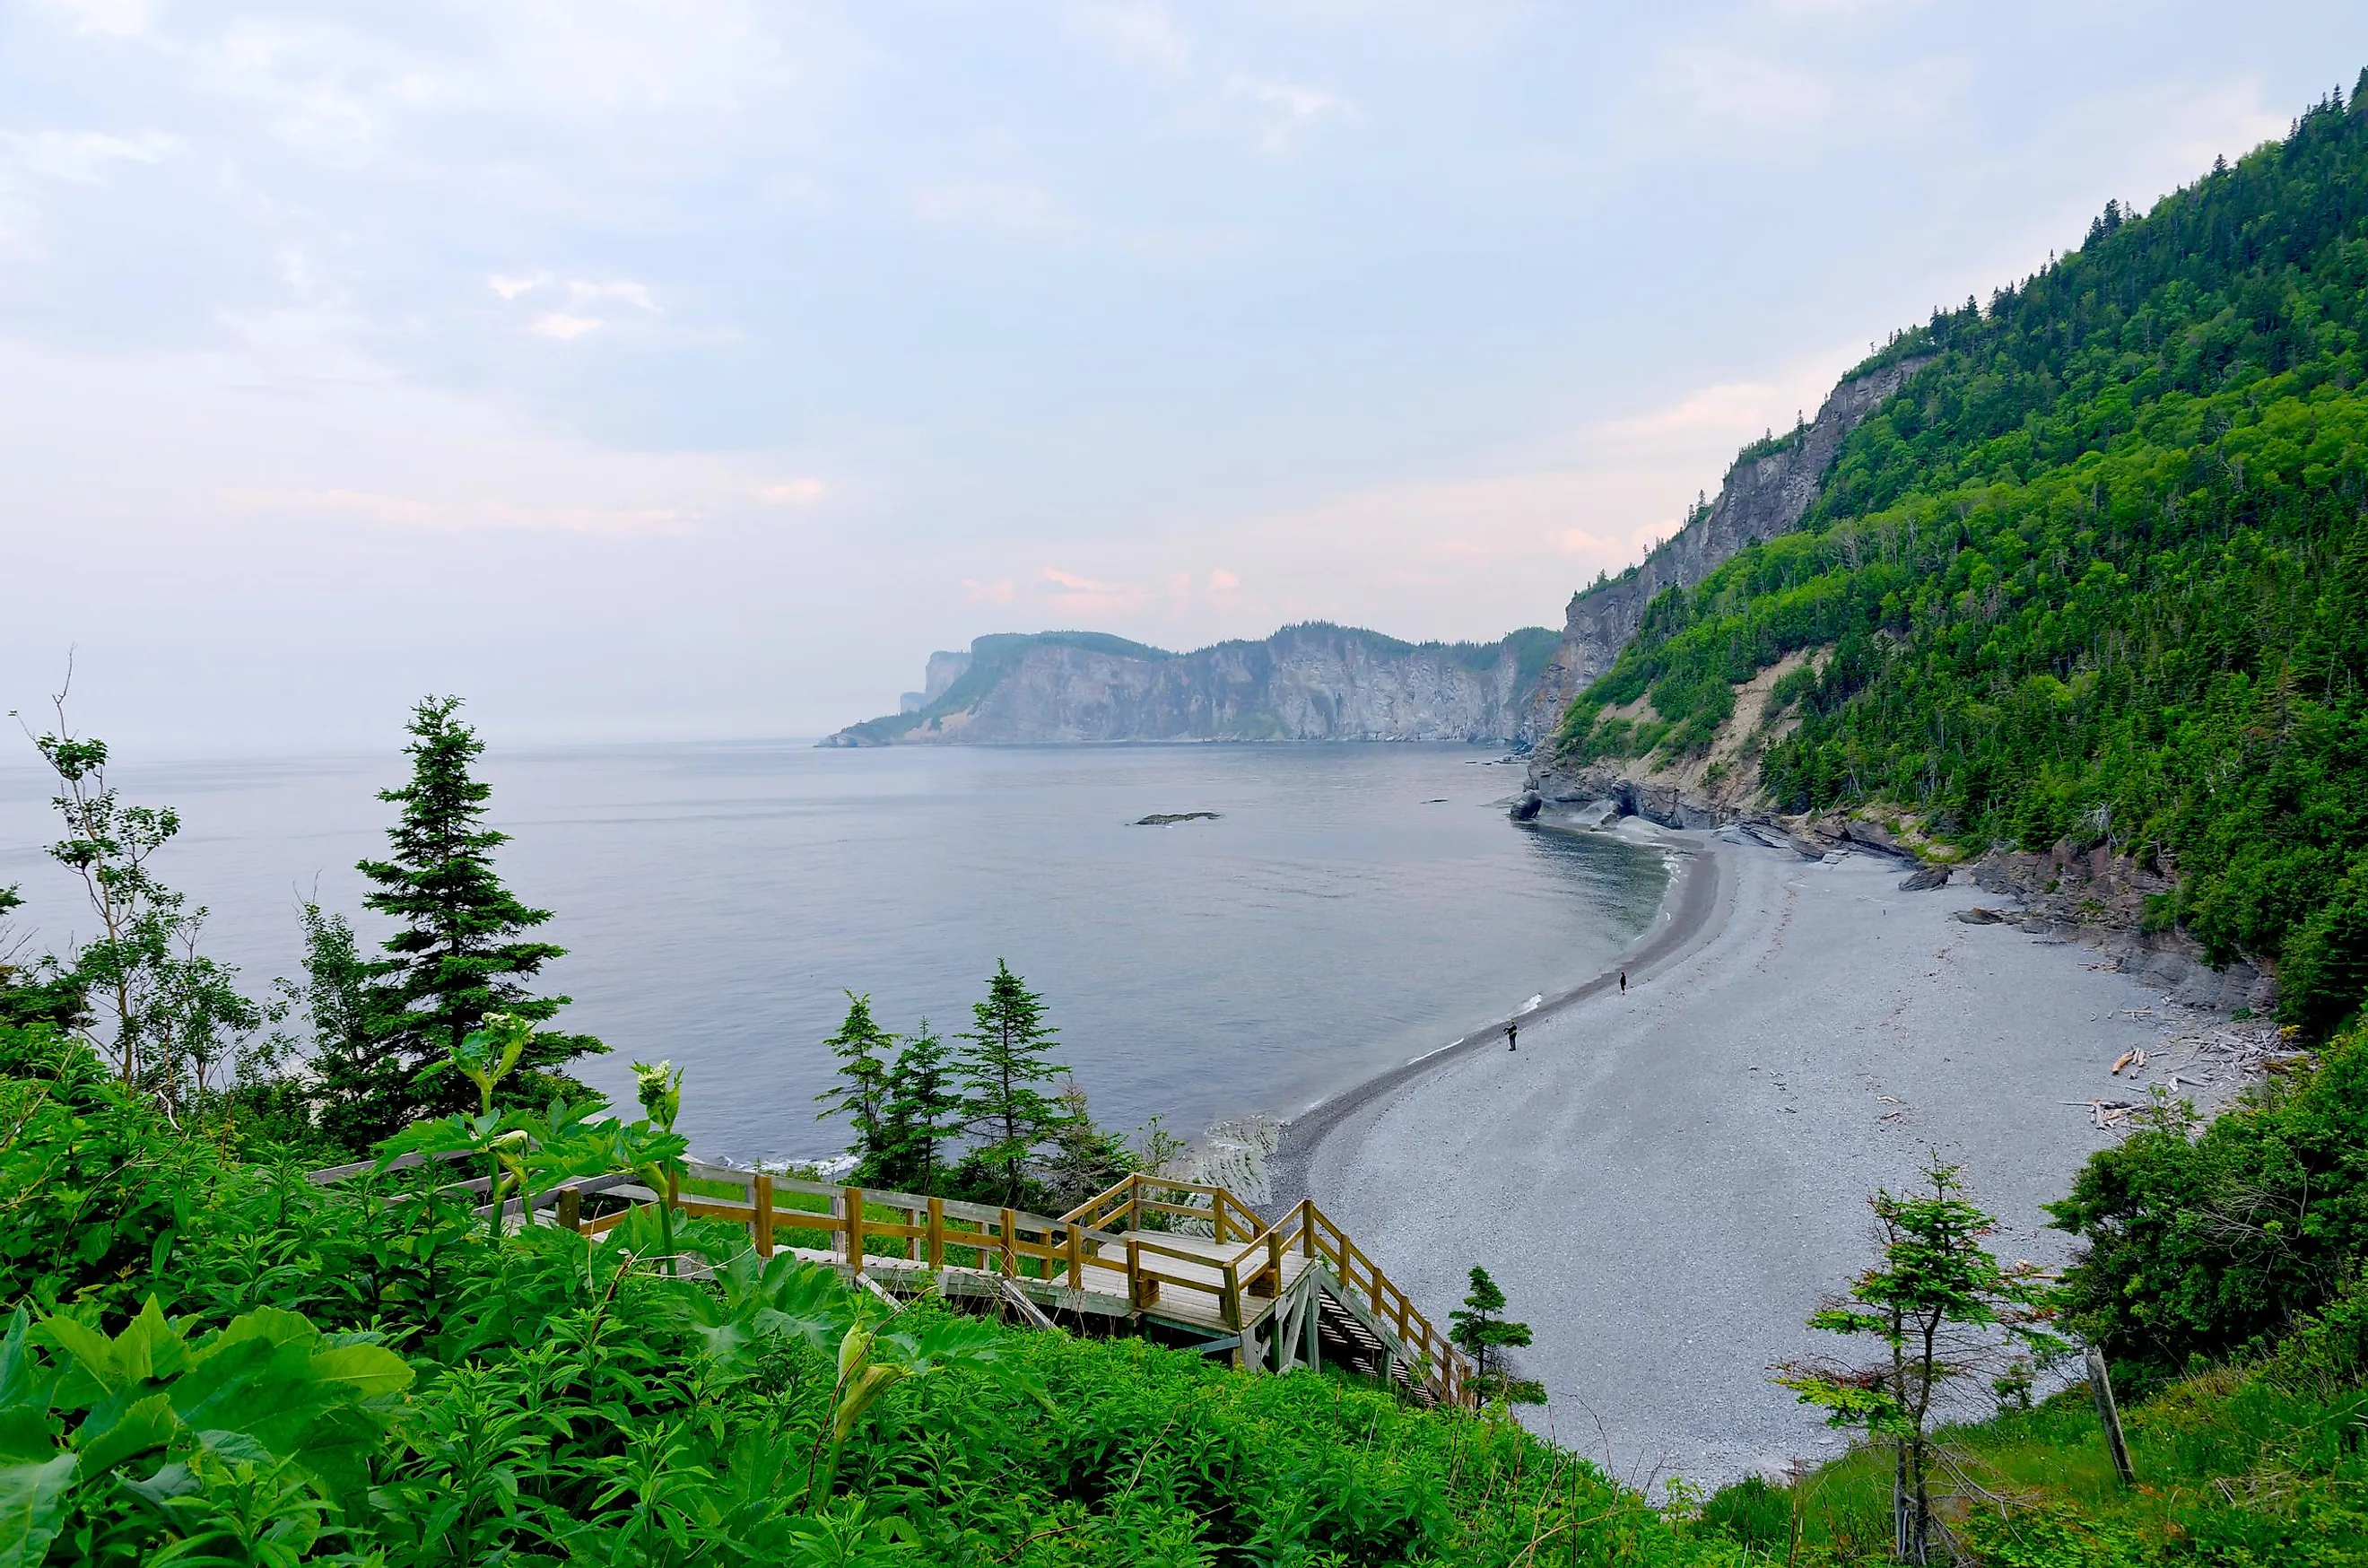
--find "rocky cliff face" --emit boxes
[1518,355,1932,743]
[828,623,1554,745]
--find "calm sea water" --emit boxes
[0,742,1667,1163]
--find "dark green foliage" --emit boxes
[955,961,1066,1208]
[814,991,896,1172]
[1447,1266,1533,1391]
[30,723,269,1111]
[1696,1474,1791,1551]
[1033,1082,1136,1212]
[2049,1024,2368,1376]
[355,697,604,1137]
[1551,91,2368,1038]
[872,1019,961,1193]
[0,1029,1725,1566]
[284,900,400,1156]
[1778,1162,2062,1566]
[0,887,82,1034]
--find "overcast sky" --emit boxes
[4,1,2361,752]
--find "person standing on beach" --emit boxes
[1507,1021,1518,1051]
[1619,970,1626,994]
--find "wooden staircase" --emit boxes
[313,1154,1473,1406]
[385,1156,1473,1407]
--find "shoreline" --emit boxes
[1286,831,2217,1487]
[1268,820,1724,1209]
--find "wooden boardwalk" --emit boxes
[322,1156,1471,1406]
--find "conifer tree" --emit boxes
[954,960,1065,1206]
[1036,1079,1136,1212]
[1449,1267,1534,1389]
[875,1018,962,1192]
[814,991,896,1172]
[285,901,402,1154]
[355,696,601,1130]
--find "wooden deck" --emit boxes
[327,1159,1473,1405]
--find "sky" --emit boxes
[3,1,2362,752]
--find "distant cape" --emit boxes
[823,623,1558,746]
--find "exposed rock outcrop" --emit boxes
[1518,354,1932,744]
[828,623,1558,746]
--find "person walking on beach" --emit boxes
[1618,969,1626,994]
[1507,1020,1518,1051]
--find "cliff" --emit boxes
[1516,354,1933,742]
[825,623,1559,746]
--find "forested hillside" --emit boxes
[1553,81,2368,1038]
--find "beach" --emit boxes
[1283,827,2212,1489]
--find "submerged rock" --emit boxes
[1134,811,1221,825]
[1899,865,1951,892]
[1954,906,2007,925]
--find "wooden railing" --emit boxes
[1062,1171,1268,1243]
[1061,1174,1468,1406]
[317,1154,1470,1406]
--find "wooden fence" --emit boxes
[314,1154,1470,1407]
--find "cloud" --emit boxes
[963,577,1017,605]
[757,478,826,504]
[227,486,693,535]
[529,312,603,339]
[1066,1,1191,73]
[1041,566,1141,598]
[487,271,551,299]
[912,181,1064,236]
[3,129,178,183]
[1223,74,1360,152]
[568,277,659,311]
[36,0,154,38]
[1662,49,1835,128]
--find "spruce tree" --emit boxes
[286,901,403,1154]
[1449,1267,1533,1389]
[814,991,895,1172]
[954,960,1065,1206]
[356,697,601,1128]
[875,1018,961,1192]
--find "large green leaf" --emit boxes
[72,1391,178,1478]
[0,1453,75,1568]
[0,1315,56,1467]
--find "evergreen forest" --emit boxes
[1554,79,2368,1041]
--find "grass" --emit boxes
[1696,1370,2368,1564]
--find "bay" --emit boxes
[0,741,1667,1163]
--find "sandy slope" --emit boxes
[1296,831,2191,1489]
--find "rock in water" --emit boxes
[1899,865,1951,892]
[1510,791,1544,822]
[1134,812,1221,825]
[1953,906,2006,925]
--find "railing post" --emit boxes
[1267,1230,1284,1295]
[557,1185,582,1235]
[998,1207,1018,1277]
[1066,1222,1084,1290]
[1128,1172,1142,1230]
[927,1196,945,1268]
[842,1185,866,1268]
[1125,1237,1146,1310]
[1299,1199,1317,1258]
[753,1173,774,1258]
[1221,1262,1241,1332]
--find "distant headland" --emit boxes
[823,623,1559,746]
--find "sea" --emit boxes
[0,741,1669,1163]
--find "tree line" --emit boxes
[1553,76,2368,1041]
[4,687,1145,1201]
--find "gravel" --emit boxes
[1296,830,2194,1490]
